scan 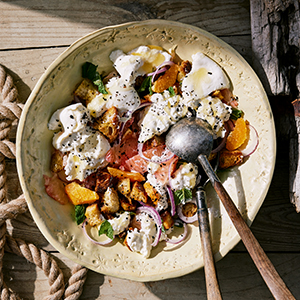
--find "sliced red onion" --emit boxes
[239,124,259,157]
[136,205,162,247]
[82,220,114,245]
[137,142,175,163]
[151,61,175,84]
[166,223,188,244]
[166,185,176,216]
[147,67,167,77]
[177,199,198,224]
[211,122,231,154]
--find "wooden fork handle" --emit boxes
[196,189,222,300]
[198,154,295,300]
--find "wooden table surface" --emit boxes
[1,1,300,299]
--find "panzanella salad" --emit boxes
[44,45,259,258]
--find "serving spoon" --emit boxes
[166,117,295,300]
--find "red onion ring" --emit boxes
[239,124,259,157]
[166,185,176,216]
[82,220,114,245]
[136,205,162,247]
[211,121,231,154]
[165,223,188,244]
[137,143,175,163]
[147,67,167,77]
[150,61,175,84]
[177,199,198,224]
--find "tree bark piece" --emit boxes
[250,0,300,212]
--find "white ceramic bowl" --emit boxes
[16,20,276,281]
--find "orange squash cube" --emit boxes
[65,182,99,206]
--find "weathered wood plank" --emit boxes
[0,0,250,50]
[3,251,300,299]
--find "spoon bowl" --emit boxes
[165,117,214,162]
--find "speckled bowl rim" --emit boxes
[16,19,276,282]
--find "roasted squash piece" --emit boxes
[65,182,99,206]
[152,64,179,93]
[226,118,248,151]
[107,167,145,182]
[143,182,160,205]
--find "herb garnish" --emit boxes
[82,62,108,94]
[230,107,244,120]
[173,188,193,205]
[98,220,114,240]
[75,204,87,225]
[138,76,153,95]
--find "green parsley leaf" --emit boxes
[75,205,87,225]
[82,62,108,94]
[168,86,176,97]
[173,188,193,205]
[98,220,114,240]
[230,108,244,120]
[138,76,153,95]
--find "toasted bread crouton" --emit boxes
[129,181,147,203]
[219,149,243,169]
[120,195,137,211]
[143,182,160,205]
[74,78,98,105]
[107,167,145,182]
[117,178,131,196]
[182,202,197,218]
[95,171,112,194]
[152,64,179,93]
[101,187,119,214]
[85,203,104,227]
[65,182,99,206]
[177,60,192,81]
[50,150,64,173]
[92,106,120,143]
[161,211,174,230]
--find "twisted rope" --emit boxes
[0,64,88,299]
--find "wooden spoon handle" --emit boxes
[198,154,295,300]
[196,188,222,300]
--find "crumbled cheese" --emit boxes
[196,96,232,138]
[48,103,110,181]
[106,76,141,116]
[126,212,157,258]
[108,212,131,235]
[170,162,198,190]
[138,90,188,143]
[181,52,230,105]
[87,93,111,118]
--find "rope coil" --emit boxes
[0,64,88,300]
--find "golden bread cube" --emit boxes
[117,178,131,196]
[74,79,98,105]
[129,181,147,203]
[101,187,120,214]
[93,106,120,143]
[85,203,104,227]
